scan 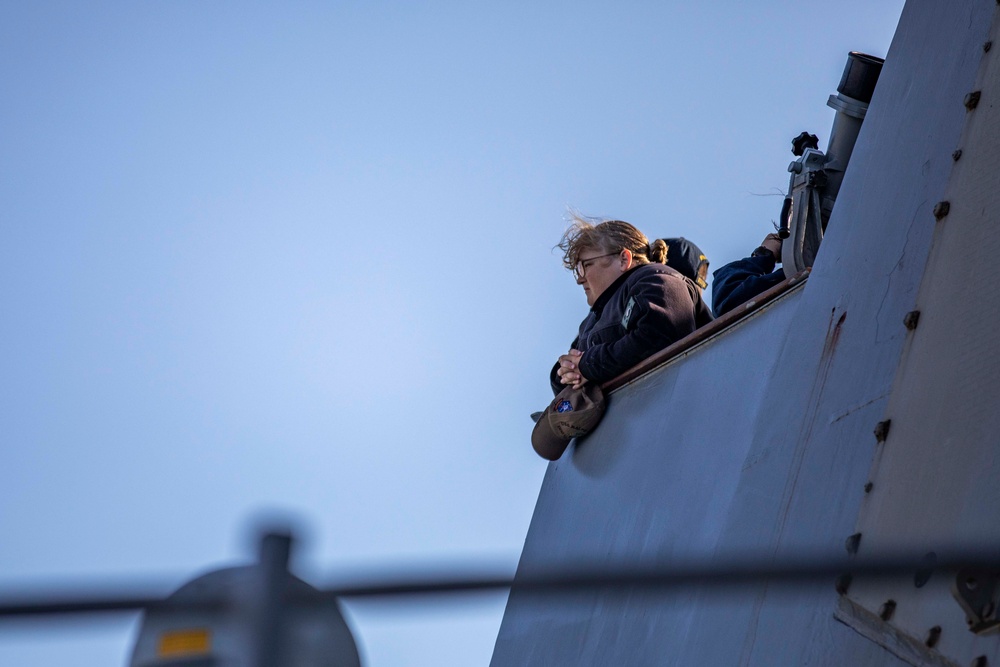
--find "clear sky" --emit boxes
[1,2,905,665]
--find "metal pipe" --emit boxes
[5,545,999,614]
[782,52,884,275]
[820,52,884,230]
[250,531,293,667]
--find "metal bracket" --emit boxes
[782,148,829,276]
[952,569,1000,634]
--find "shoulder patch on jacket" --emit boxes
[621,296,637,329]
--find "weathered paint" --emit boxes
[844,6,1000,665]
[494,287,807,665]
[492,1,997,664]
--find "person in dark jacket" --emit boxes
[661,237,710,292]
[711,233,786,317]
[552,217,714,393]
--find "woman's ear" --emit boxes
[620,248,633,271]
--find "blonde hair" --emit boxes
[557,214,667,271]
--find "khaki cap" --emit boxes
[530,383,606,461]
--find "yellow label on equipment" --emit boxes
[157,628,211,657]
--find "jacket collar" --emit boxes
[590,266,639,314]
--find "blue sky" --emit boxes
[1,2,904,665]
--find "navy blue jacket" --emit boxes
[551,263,714,393]
[711,253,785,317]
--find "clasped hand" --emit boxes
[556,349,588,390]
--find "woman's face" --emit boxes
[575,247,628,307]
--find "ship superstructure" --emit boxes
[492,1,1000,665]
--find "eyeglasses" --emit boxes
[574,252,620,280]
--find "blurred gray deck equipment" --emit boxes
[129,534,360,667]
